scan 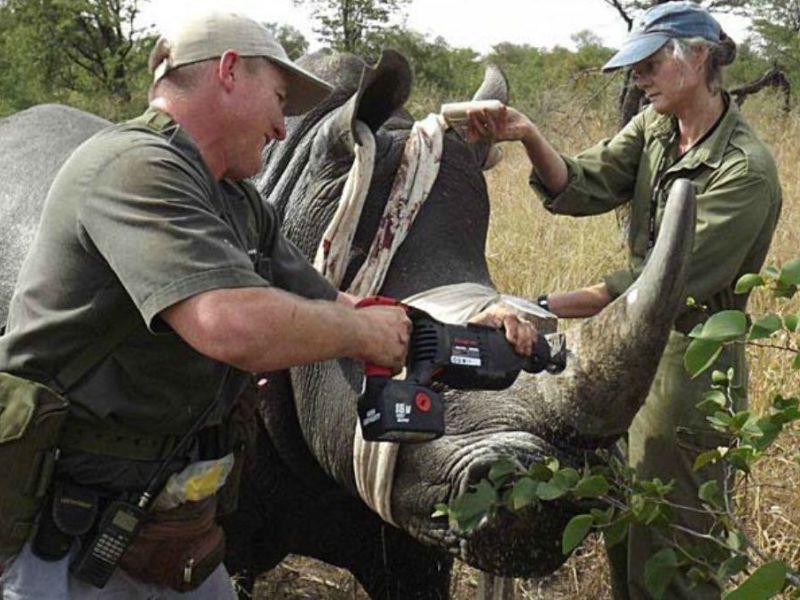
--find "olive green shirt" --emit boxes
[530,97,782,323]
[0,108,335,435]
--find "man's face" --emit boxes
[225,58,288,180]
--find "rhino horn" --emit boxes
[528,180,696,444]
[472,63,509,105]
[468,63,509,170]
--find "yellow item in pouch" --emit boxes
[153,453,235,511]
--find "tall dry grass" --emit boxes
[256,93,799,598]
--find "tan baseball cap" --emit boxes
[149,12,332,116]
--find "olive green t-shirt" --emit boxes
[0,108,335,434]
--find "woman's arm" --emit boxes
[467,105,569,196]
[545,282,612,318]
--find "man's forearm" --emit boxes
[162,287,394,373]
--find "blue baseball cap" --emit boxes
[602,1,722,72]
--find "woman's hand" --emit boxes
[469,302,538,356]
[466,104,534,144]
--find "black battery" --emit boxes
[357,377,444,443]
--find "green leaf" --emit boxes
[778,258,800,286]
[685,339,724,378]
[712,370,730,385]
[735,273,764,294]
[537,468,579,501]
[603,515,630,549]
[508,477,539,510]
[727,530,747,552]
[784,313,798,332]
[687,566,709,586]
[698,480,723,507]
[545,457,560,473]
[590,507,614,525]
[749,314,782,340]
[431,504,449,519]
[688,323,705,338]
[772,395,796,410]
[573,475,610,499]
[693,449,722,471]
[696,390,728,415]
[557,468,581,489]
[562,514,593,554]
[488,458,519,485]
[528,462,554,482]
[645,548,679,599]
[729,410,753,433]
[696,311,747,342]
[448,480,497,531]
[718,555,748,581]
[726,447,756,474]
[708,411,733,431]
[793,354,800,370]
[773,283,797,299]
[723,560,788,600]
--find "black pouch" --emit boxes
[0,373,68,555]
[31,482,99,561]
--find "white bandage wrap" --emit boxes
[311,111,523,525]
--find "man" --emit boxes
[0,12,410,599]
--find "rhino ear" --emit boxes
[331,49,412,149]
[469,64,509,170]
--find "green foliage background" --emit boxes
[1,0,794,124]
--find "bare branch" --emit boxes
[602,0,634,30]
[730,65,792,113]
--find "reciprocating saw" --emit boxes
[356,296,567,444]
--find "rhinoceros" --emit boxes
[0,51,696,598]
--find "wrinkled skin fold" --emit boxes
[0,50,695,596]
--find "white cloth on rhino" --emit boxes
[310,111,550,526]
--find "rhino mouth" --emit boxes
[400,431,584,577]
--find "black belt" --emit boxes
[59,417,183,462]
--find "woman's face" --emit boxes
[631,45,706,115]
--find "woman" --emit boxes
[468,2,782,598]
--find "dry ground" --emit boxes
[255,94,800,599]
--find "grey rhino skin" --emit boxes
[0,51,696,599]
[227,50,695,597]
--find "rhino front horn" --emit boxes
[526,179,697,446]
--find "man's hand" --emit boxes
[469,303,538,356]
[337,290,360,307]
[355,305,411,371]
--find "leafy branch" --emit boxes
[436,256,800,598]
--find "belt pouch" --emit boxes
[119,495,225,592]
[0,372,68,555]
[31,482,99,561]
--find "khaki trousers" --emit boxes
[608,331,746,600]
